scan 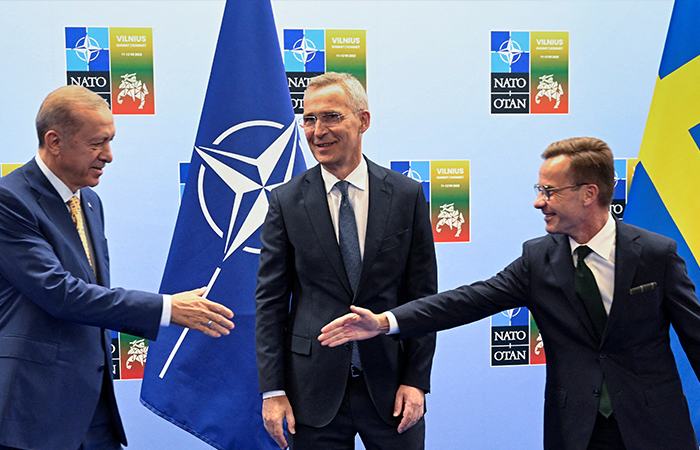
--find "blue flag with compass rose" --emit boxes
[140,1,306,449]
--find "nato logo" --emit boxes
[491,31,530,74]
[491,307,530,366]
[391,161,430,202]
[491,31,530,114]
[65,27,110,71]
[284,29,325,72]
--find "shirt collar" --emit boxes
[569,213,616,261]
[321,157,368,194]
[35,154,80,203]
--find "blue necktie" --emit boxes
[336,181,361,293]
[336,180,362,371]
[575,245,613,417]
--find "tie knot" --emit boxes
[335,180,350,198]
[577,245,593,261]
[67,196,80,211]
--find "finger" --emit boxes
[209,312,235,330]
[266,422,287,449]
[204,300,234,319]
[349,305,371,316]
[397,413,417,434]
[287,408,296,435]
[319,312,358,333]
[393,392,404,417]
[319,329,351,347]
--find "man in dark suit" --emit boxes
[320,137,700,450]
[255,72,437,450]
[0,85,234,450]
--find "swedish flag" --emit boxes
[624,0,700,431]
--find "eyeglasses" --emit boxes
[534,183,589,201]
[298,112,348,129]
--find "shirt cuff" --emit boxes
[385,311,400,335]
[263,390,286,399]
[161,294,172,326]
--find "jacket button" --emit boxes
[599,353,606,359]
[343,343,352,350]
[98,364,106,372]
[593,389,601,397]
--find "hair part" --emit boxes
[36,85,110,147]
[306,72,369,112]
[542,137,615,207]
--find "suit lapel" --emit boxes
[359,159,391,298]
[81,189,108,286]
[606,221,642,333]
[548,233,600,342]
[301,166,354,298]
[24,159,97,284]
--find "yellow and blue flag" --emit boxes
[624,0,700,430]
[140,1,306,448]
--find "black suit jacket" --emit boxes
[391,220,700,450]
[256,157,437,427]
[0,159,163,450]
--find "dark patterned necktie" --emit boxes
[575,245,613,417]
[336,181,361,293]
[336,180,362,371]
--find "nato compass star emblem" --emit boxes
[159,118,302,379]
[195,119,302,260]
[498,38,524,66]
[74,35,103,63]
[291,37,319,65]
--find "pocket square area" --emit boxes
[630,282,658,295]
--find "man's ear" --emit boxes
[43,130,62,156]
[582,183,599,206]
[358,110,370,134]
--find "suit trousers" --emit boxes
[79,376,123,450]
[289,372,425,450]
[587,413,626,450]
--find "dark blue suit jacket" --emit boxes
[0,159,163,450]
[256,158,437,427]
[392,220,700,450]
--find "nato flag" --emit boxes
[140,1,306,449]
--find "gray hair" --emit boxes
[36,85,109,147]
[306,72,368,112]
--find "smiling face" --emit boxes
[302,83,370,180]
[534,154,592,242]
[46,105,115,192]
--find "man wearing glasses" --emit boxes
[255,72,437,450]
[320,137,700,450]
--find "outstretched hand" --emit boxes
[170,287,234,337]
[318,305,389,347]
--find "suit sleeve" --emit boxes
[395,183,438,391]
[255,188,292,393]
[392,243,530,340]
[660,239,700,379]
[0,185,162,340]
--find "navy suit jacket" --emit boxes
[391,220,700,450]
[0,159,163,450]
[256,158,437,427]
